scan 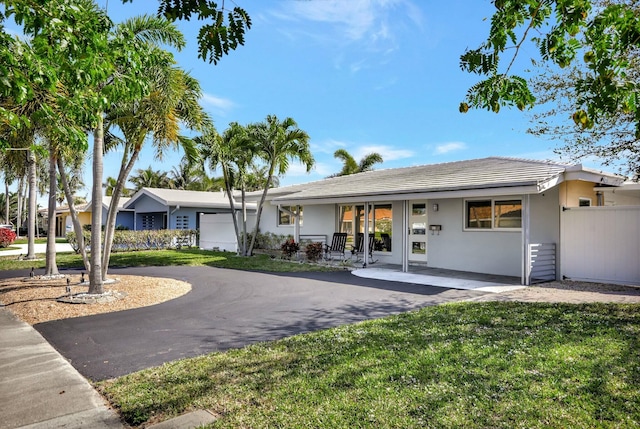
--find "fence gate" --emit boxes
[560,206,640,285]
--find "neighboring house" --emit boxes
[244,157,636,285]
[101,196,135,230]
[54,201,92,237]
[54,198,134,236]
[123,188,256,251]
[598,182,640,206]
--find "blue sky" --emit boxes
[14,0,612,199]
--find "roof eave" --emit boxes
[564,165,625,186]
[272,184,543,205]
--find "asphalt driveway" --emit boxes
[32,266,488,381]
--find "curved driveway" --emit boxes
[26,266,487,381]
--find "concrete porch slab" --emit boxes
[352,267,527,293]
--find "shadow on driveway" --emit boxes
[33,266,487,381]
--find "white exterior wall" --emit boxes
[259,203,336,237]
[602,190,640,206]
[260,193,564,278]
[529,188,560,245]
[426,197,522,277]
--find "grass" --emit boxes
[99,301,640,428]
[0,248,337,273]
[12,237,67,245]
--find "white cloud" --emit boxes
[270,0,422,64]
[354,145,414,161]
[310,139,347,155]
[311,141,414,162]
[284,161,333,178]
[200,93,236,116]
[434,142,467,155]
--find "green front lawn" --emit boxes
[99,302,640,428]
[12,237,67,245]
[0,248,337,272]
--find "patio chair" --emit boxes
[351,233,376,264]
[380,233,391,251]
[324,232,347,260]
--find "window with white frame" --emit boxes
[176,215,189,229]
[578,197,591,207]
[465,199,522,230]
[278,205,303,226]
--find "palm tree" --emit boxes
[197,122,256,255]
[129,166,172,192]
[331,149,383,177]
[101,17,209,278]
[246,115,314,255]
[169,157,207,190]
[245,164,280,192]
[0,127,38,259]
[102,176,131,197]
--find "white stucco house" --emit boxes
[244,157,639,285]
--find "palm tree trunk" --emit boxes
[241,185,247,256]
[4,178,9,225]
[88,115,104,295]
[220,165,241,255]
[16,176,23,237]
[58,157,90,273]
[25,150,36,259]
[102,146,141,279]
[44,150,59,275]
[247,165,274,256]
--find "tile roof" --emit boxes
[125,188,256,210]
[102,196,131,210]
[269,157,581,202]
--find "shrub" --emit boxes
[280,238,300,259]
[304,241,324,262]
[0,228,17,248]
[66,230,91,253]
[242,231,290,250]
[66,229,197,253]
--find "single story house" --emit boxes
[244,157,634,285]
[123,188,256,251]
[54,197,134,236]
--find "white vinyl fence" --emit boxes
[560,206,640,285]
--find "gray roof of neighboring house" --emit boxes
[124,188,256,210]
[54,201,91,214]
[102,196,132,211]
[269,157,623,203]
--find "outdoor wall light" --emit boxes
[432,204,439,212]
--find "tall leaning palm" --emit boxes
[331,149,383,177]
[246,115,314,255]
[102,21,209,278]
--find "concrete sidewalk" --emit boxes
[0,308,123,429]
[0,242,74,257]
[0,303,219,428]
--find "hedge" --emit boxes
[66,229,198,253]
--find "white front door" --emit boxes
[408,200,428,263]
